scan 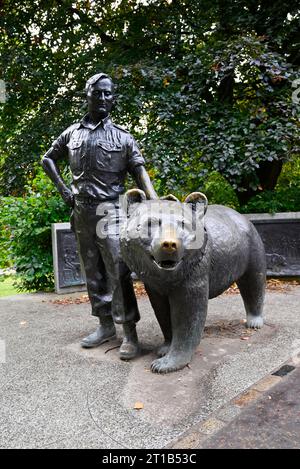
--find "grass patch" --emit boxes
[0,276,19,297]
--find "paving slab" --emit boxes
[0,287,300,449]
[200,365,300,449]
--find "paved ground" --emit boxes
[0,286,300,449]
[200,365,300,449]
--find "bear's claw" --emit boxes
[246,314,264,329]
[150,354,191,373]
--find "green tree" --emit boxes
[0,0,299,203]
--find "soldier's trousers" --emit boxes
[71,198,140,324]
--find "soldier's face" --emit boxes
[87,78,114,118]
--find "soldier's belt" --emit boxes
[75,195,118,206]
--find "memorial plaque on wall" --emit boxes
[52,223,86,294]
[246,213,300,277]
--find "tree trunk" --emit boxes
[236,159,283,205]
[256,159,283,191]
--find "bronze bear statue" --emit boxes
[120,189,266,373]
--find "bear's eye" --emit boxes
[180,219,190,229]
[147,218,159,236]
[136,224,141,232]
[147,218,160,227]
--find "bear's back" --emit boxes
[205,205,255,297]
[205,205,252,246]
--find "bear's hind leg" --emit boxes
[144,284,172,356]
[237,245,266,329]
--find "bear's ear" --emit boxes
[124,189,146,206]
[184,192,208,214]
[160,194,179,202]
[123,189,146,217]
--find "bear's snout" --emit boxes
[161,238,179,253]
[150,232,184,271]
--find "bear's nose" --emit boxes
[161,239,178,253]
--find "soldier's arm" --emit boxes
[131,165,158,199]
[41,129,74,208]
[127,135,158,199]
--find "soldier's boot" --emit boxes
[81,315,116,348]
[119,321,139,360]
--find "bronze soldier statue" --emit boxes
[41,72,157,359]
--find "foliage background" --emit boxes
[0,170,69,290]
[0,0,299,290]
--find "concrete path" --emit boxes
[199,365,300,449]
[0,286,300,449]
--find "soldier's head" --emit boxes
[85,73,115,118]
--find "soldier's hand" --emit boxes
[61,188,74,208]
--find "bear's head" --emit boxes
[120,189,208,286]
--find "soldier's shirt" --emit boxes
[44,114,145,200]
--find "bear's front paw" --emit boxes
[246,314,264,329]
[150,354,191,374]
[157,342,171,358]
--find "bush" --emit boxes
[277,155,300,188]
[240,184,300,214]
[0,170,70,291]
[201,171,240,209]
[0,197,13,269]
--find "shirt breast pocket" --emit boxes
[67,140,83,172]
[95,140,126,172]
